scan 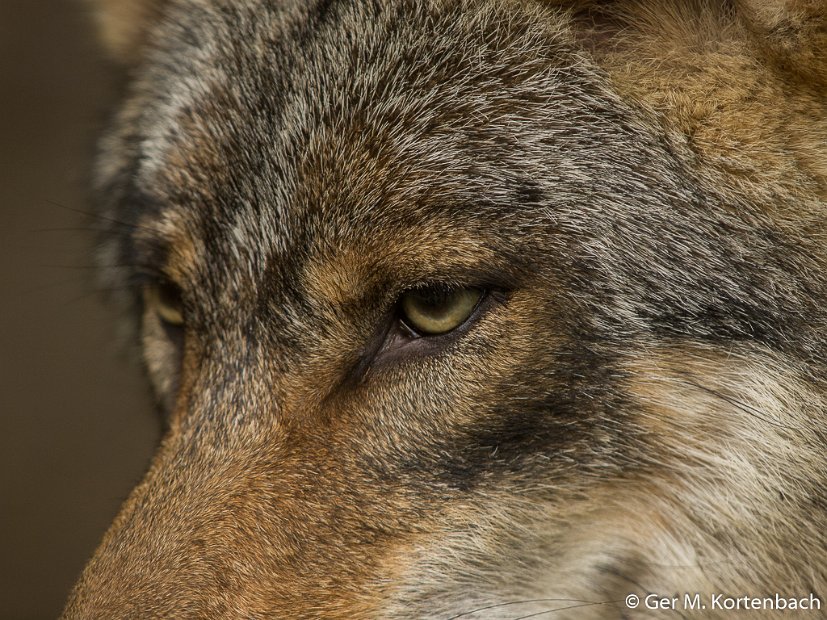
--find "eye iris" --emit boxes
[400,287,483,335]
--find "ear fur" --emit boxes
[561,0,826,198]
[735,0,827,84]
[88,0,165,63]
[566,0,825,85]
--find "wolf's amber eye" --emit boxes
[144,280,185,327]
[399,286,484,335]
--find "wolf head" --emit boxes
[66,0,826,617]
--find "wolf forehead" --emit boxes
[103,0,677,280]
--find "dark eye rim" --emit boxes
[371,286,507,366]
[338,287,499,386]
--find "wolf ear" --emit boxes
[567,0,825,85]
[88,0,165,63]
[735,0,826,84]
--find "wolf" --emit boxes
[64,0,826,617]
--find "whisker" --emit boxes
[60,285,138,307]
[38,263,142,271]
[637,558,737,569]
[681,378,791,431]
[600,565,689,620]
[21,276,135,296]
[45,200,154,233]
[31,226,111,234]
[446,597,618,619]
[511,599,620,619]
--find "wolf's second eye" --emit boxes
[144,280,185,327]
[399,286,484,335]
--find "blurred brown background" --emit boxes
[0,2,159,617]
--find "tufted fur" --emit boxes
[65,1,826,618]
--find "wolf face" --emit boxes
[65,0,826,617]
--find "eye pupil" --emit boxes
[400,286,483,335]
[408,289,451,314]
